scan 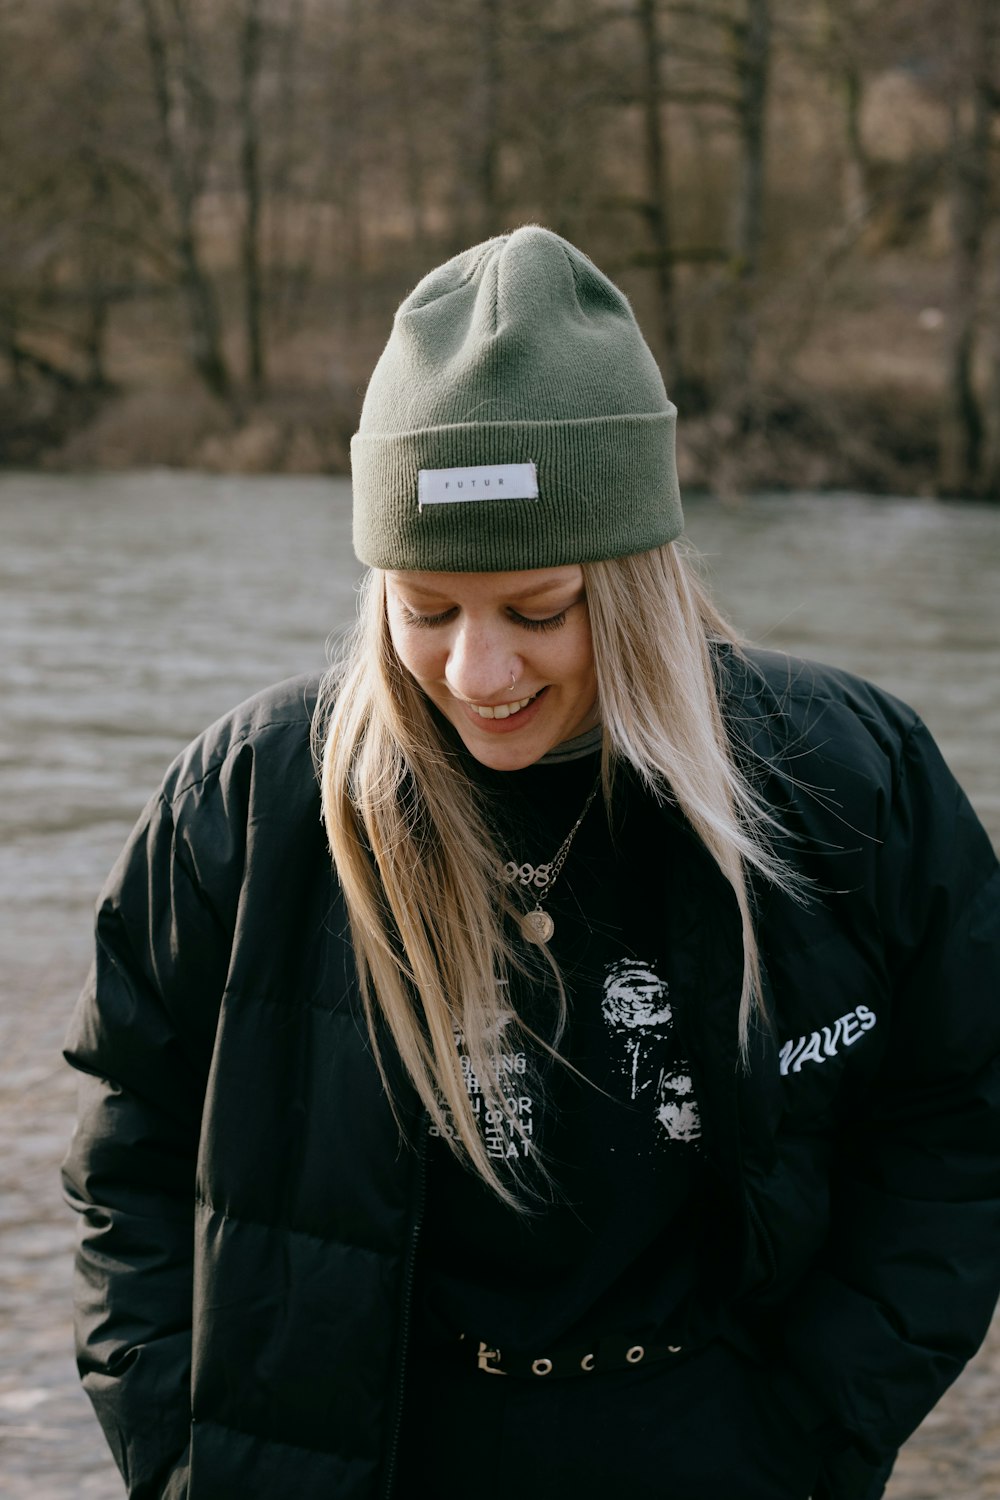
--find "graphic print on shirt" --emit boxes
[429,962,700,1161]
[600,958,701,1146]
[428,999,537,1162]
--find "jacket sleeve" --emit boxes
[781,718,1000,1493]
[62,783,234,1500]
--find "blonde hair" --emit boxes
[315,541,795,1203]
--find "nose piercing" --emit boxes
[510,670,518,692]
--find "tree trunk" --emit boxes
[337,0,365,343]
[238,0,266,394]
[982,222,1000,498]
[722,0,771,422]
[939,0,994,496]
[840,57,870,225]
[266,0,303,338]
[636,0,682,383]
[83,284,111,390]
[1,300,25,387]
[823,0,872,225]
[82,160,113,390]
[138,0,232,402]
[479,0,502,238]
[379,0,429,254]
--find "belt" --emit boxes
[460,1331,690,1380]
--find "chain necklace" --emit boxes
[502,774,601,944]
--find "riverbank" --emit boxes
[0,374,943,500]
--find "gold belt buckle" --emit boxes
[476,1341,507,1375]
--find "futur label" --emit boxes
[417,462,538,508]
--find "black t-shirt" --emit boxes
[414,736,707,1354]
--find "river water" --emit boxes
[1,472,998,1497]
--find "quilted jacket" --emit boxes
[62,649,1000,1500]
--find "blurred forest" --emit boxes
[2,0,999,497]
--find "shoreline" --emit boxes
[0,382,959,502]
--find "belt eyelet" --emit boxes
[626,1344,645,1364]
[531,1357,553,1376]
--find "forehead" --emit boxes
[385,566,584,602]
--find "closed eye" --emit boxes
[397,603,456,627]
[511,610,567,632]
[397,603,569,632]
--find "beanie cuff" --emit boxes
[352,410,682,571]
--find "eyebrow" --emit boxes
[397,576,581,603]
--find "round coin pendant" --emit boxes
[521,908,555,945]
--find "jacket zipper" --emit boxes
[380,1127,428,1500]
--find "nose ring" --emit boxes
[510,669,518,692]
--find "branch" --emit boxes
[5,339,85,390]
[165,0,218,196]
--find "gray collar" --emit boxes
[537,723,603,765]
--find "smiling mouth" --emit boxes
[467,689,542,721]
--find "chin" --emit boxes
[456,726,551,771]
[461,739,541,771]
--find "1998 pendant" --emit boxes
[520,908,555,945]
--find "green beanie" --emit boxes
[351,225,683,572]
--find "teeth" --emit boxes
[472,694,536,720]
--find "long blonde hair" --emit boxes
[315,541,795,1202]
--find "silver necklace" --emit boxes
[503,775,601,944]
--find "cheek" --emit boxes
[564,620,596,686]
[387,619,439,684]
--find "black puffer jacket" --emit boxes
[62,650,1000,1500]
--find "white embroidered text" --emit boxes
[779,1004,877,1076]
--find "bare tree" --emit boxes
[636,0,683,380]
[0,0,154,393]
[237,0,266,393]
[722,0,771,416]
[939,0,996,495]
[477,0,503,237]
[137,0,233,401]
[2,0,997,494]
[819,0,875,222]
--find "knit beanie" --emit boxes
[351,225,683,572]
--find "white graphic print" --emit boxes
[428,1006,537,1161]
[779,1003,877,1076]
[428,964,701,1160]
[600,958,701,1144]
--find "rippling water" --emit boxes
[2,472,998,988]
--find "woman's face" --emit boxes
[384,565,598,770]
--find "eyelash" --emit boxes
[514,611,568,633]
[399,604,568,633]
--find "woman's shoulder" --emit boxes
[716,644,923,776]
[107,674,327,920]
[714,644,958,855]
[161,672,324,811]
[719,644,918,739]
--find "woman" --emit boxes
[63,227,1000,1500]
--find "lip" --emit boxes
[458,686,548,734]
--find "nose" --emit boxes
[444,617,519,705]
